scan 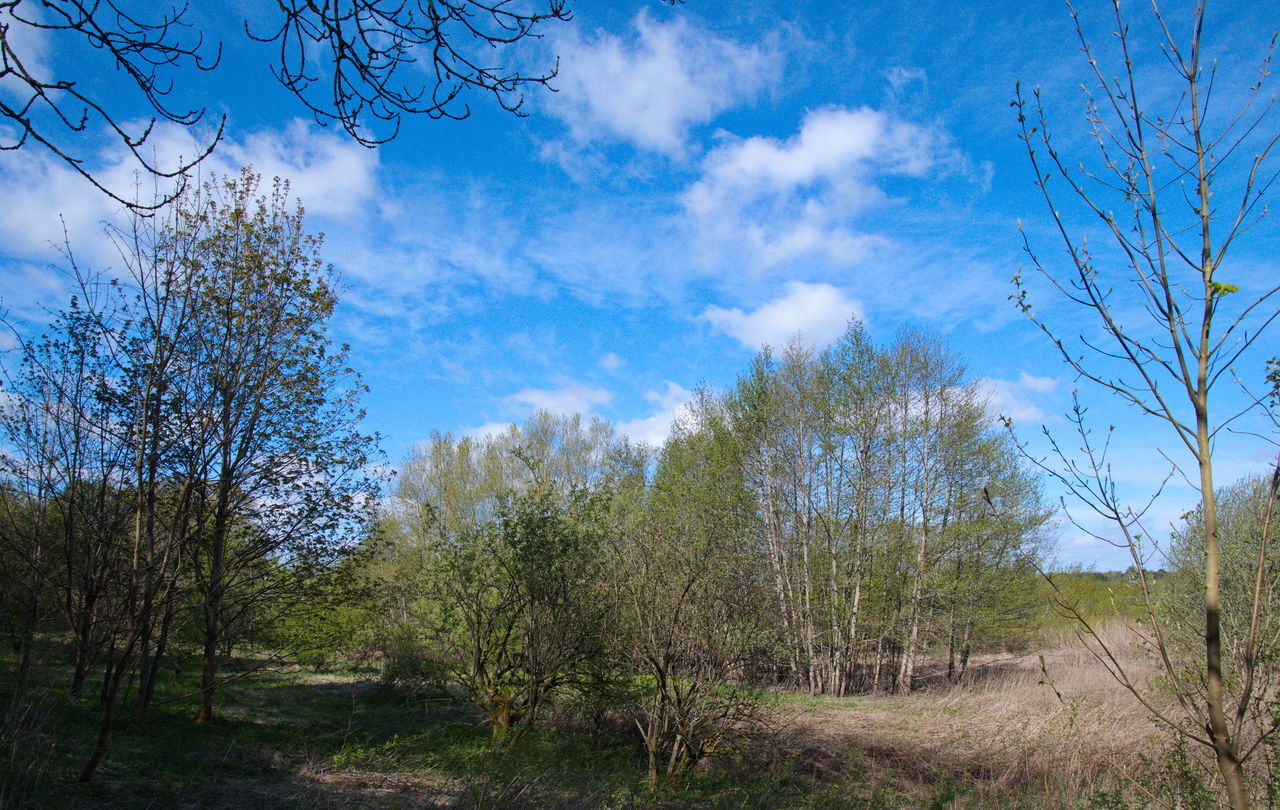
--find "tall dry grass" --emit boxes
[790,623,1184,806]
[929,623,1170,794]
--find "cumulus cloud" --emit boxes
[980,371,1060,424]
[217,120,378,218]
[683,106,954,270]
[0,4,52,90]
[505,381,613,417]
[599,352,625,371]
[617,381,692,447]
[545,11,780,157]
[700,281,863,350]
[0,117,382,335]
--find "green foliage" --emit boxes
[1040,568,1155,636]
[267,557,380,671]
[1162,472,1280,691]
[375,622,447,694]
[364,413,628,746]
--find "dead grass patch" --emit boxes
[783,624,1172,807]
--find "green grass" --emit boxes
[14,640,1175,808]
[0,647,906,809]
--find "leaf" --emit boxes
[1209,281,1239,297]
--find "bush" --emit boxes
[376,624,447,696]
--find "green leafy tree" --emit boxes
[376,413,626,744]
[720,322,1050,695]
[439,485,609,745]
[0,167,379,778]
[173,170,380,724]
[615,391,774,790]
[1163,472,1280,730]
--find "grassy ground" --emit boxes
[0,632,1187,808]
[1,650,858,809]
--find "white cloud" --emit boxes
[217,120,379,218]
[120,118,378,219]
[466,421,515,441]
[617,381,692,447]
[599,352,625,371]
[505,381,613,417]
[700,281,863,350]
[0,119,378,266]
[980,372,1061,425]
[0,150,117,264]
[885,66,927,94]
[683,106,953,270]
[0,117,382,331]
[545,12,779,157]
[0,4,52,92]
[1017,372,1058,394]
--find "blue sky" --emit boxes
[1,0,1277,568]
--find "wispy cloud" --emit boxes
[980,371,1060,424]
[885,66,927,94]
[505,381,614,417]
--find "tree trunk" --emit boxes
[14,567,40,691]
[70,596,97,698]
[872,636,885,692]
[763,482,798,682]
[897,524,928,694]
[80,674,121,782]
[134,593,175,719]
[198,420,234,724]
[1197,400,1248,808]
[196,601,220,724]
[79,640,137,782]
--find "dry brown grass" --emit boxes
[783,624,1178,807]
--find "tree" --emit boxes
[176,171,380,724]
[0,235,204,781]
[428,484,608,745]
[616,391,774,790]
[1163,472,1280,719]
[0,166,379,779]
[1011,1,1280,805]
[721,323,1049,696]
[372,412,626,743]
[0,0,570,208]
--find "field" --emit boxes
[1,627,1186,809]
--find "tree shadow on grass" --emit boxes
[9,670,661,809]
